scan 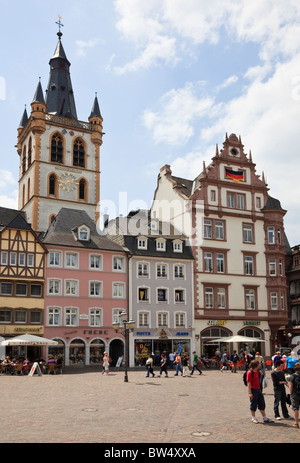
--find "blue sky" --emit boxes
[1,1,300,246]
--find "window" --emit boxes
[243,224,253,243]
[156,239,166,251]
[157,264,167,278]
[0,282,12,295]
[269,258,276,276]
[158,312,168,327]
[89,308,103,327]
[90,254,102,270]
[268,226,275,244]
[65,252,78,269]
[113,256,125,272]
[27,254,34,267]
[138,311,149,327]
[281,293,286,310]
[113,282,125,298]
[65,280,78,296]
[51,133,63,163]
[1,252,8,265]
[49,174,56,196]
[49,251,61,267]
[204,220,212,238]
[157,288,167,302]
[138,287,149,302]
[112,309,127,326]
[175,312,186,327]
[16,283,27,296]
[245,289,255,310]
[65,308,77,326]
[0,310,12,323]
[89,281,102,297]
[138,262,149,277]
[73,138,85,167]
[10,253,17,266]
[204,252,213,272]
[227,192,245,209]
[30,284,42,297]
[173,241,183,252]
[48,279,61,295]
[15,310,26,324]
[137,237,147,249]
[78,226,89,241]
[244,256,254,275]
[19,252,26,267]
[30,311,42,324]
[215,221,224,240]
[216,254,225,273]
[174,265,184,279]
[79,179,86,200]
[271,292,278,310]
[205,288,213,309]
[48,307,60,326]
[175,289,185,303]
[217,288,226,309]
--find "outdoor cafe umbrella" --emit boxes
[208,335,266,343]
[0,334,58,346]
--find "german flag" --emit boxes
[225,168,244,183]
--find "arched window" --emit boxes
[51,133,63,163]
[22,146,26,174]
[79,179,86,200]
[28,137,32,167]
[73,138,85,167]
[27,178,30,202]
[49,174,56,196]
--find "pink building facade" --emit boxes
[42,208,127,366]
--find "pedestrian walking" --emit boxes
[146,354,155,378]
[215,349,221,368]
[182,353,190,377]
[231,351,239,373]
[271,360,291,420]
[169,352,175,369]
[102,352,110,375]
[190,351,202,375]
[247,359,273,424]
[174,352,183,376]
[220,351,228,372]
[159,354,168,377]
[289,362,300,428]
[286,352,299,374]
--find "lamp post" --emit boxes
[112,311,135,382]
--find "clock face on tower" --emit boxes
[58,172,78,192]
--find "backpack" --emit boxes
[243,369,254,386]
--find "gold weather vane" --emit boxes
[56,15,64,39]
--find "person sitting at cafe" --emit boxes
[47,355,56,364]
[23,358,30,374]
[3,356,14,374]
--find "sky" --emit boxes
[0,0,300,246]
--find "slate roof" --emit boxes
[0,207,27,228]
[42,208,125,252]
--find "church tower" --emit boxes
[17,22,104,232]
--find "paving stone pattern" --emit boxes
[0,368,298,444]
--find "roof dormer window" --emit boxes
[137,236,148,250]
[78,225,90,241]
[156,238,166,251]
[173,240,183,253]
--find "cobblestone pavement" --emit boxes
[0,367,299,444]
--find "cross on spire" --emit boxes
[55,16,64,39]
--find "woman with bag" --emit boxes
[146,354,155,378]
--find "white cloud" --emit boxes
[142,82,215,145]
[76,39,99,57]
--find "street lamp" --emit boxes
[112,311,135,382]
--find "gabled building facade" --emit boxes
[42,208,128,366]
[17,29,103,233]
[151,133,289,357]
[0,207,47,358]
[106,210,194,367]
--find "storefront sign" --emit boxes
[244,321,261,325]
[1,326,44,335]
[176,332,189,336]
[83,329,109,335]
[136,332,151,336]
[207,320,227,326]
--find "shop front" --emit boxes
[133,328,192,367]
[197,319,271,360]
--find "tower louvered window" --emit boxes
[79,179,85,200]
[73,138,85,167]
[51,133,63,163]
